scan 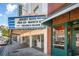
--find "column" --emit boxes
[30,36,32,47]
[20,36,23,44]
[17,36,20,43]
[40,35,42,48]
[64,23,68,55]
[44,28,47,54]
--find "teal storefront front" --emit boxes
[42,4,79,56]
[51,20,79,56]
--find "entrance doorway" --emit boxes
[68,21,79,56]
[52,20,79,56]
[76,31,79,55]
[52,25,66,56]
[32,34,44,52]
[22,36,30,47]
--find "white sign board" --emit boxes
[15,17,45,29]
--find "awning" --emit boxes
[42,3,79,24]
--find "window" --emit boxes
[41,34,44,49]
[76,32,79,47]
[32,35,40,46]
[22,36,29,43]
[12,36,17,42]
[53,25,65,49]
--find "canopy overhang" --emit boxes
[42,3,79,25]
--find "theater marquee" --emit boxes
[8,15,46,29]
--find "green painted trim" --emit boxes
[64,23,68,55]
[52,19,79,27]
[71,25,76,55]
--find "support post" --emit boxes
[30,36,32,47]
[64,23,68,55]
[44,27,47,54]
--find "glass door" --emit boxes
[52,23,68,56]
[68,21,79,56]
[75,31,79,55]
[67,23,76,56]
[72,22,79,55]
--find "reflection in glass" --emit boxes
[53,26,65,49]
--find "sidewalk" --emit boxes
[0,46,5,55]
[1,41,47,56]
[8,48,47,56]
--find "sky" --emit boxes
[0,3,18,26]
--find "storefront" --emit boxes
[32,34,44,50]
[8,15,48,54]
[10,28,47,54]
[42,3,79,56]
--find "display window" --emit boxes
[53,25,65,49]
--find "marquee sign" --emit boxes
[8,15,46,29]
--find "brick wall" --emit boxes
[47,26,51,55]
[52,7,79,25]
[52,13,69,24]
[48,3,67,16]
[70,8,79,21]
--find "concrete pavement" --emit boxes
[1,41,47,56]
[0,46,5,55]
[8,48,47,56]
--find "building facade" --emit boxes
[42,3,79,56]
[9,3,48,55]
[19,3,48,16]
